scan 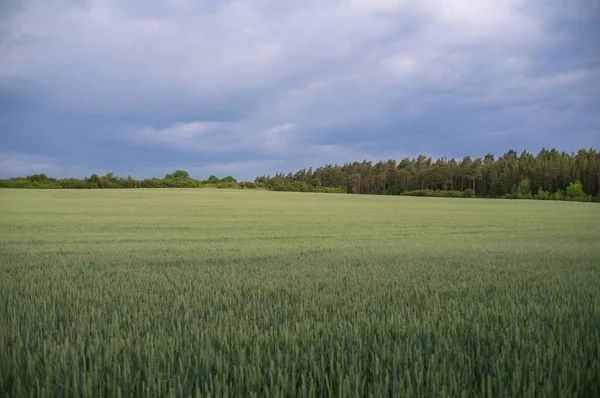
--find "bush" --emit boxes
[517,178,532,198]
[400,190,430,197]
[462,189,475,198]
[535,187,550,200]
[58,179,92,189]
[141,179,161,188]
[271,184,298,192]
[0,174,205,189]
[26,174,51,183]
[294,181,313,192]
[216,182,240,189]
[239,182,258,189]
[317,186,346,194]
[436,190,463,198]
[32,182,59,189]
[1,179,33,188]
[553,190,564,201]
[269,182,345,194]
[564,180,591,202]
[399,190,467,198]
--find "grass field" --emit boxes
[1,189,599,397]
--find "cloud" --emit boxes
[0,151,98,178]
[0,152,59,176]
[135,122,224,150]
[0,0,598,180]
[131,121,297,156]
[262,123,295,150]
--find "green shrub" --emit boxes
[436,190,463,198]
[316,186,346,194]
[239,182,258,189]
[399,190,466,198]
[216,181,240,189]
[517,178,532,198]
[535,187,550,200]
[564,181,591,202]
[9,179,33,188]
[462,189,475,198]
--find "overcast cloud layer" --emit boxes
[1,0,599,179]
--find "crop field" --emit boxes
[1,189,599,397]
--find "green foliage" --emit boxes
[565,180,591,202]
[162,178,203,188]
[3,147,600,203]
[269,180,344,193]
[317,186,345,193]
[502,179,533,199]
[215,181,240,189]
[240,181,258,189]
[509,184,518,199]
[26,173,50,182]
[535,187,551,200]
[173,169,190,179]
[400,190,463,198]
[3,179,33,188]
[436,190,463,198]
[206,175,221,184]
[0,190,598,396]
[0,173,206,189]
[554,190,564,201]
[58,179,90,189]
[517,177,532,199]
[397,189,485,199]
[461,189,475,198]
[255,147,600,200]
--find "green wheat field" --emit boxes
[1,189,599,397]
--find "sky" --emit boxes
[1,0,599,180]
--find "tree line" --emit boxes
[2,148,598,202]
[0,171,258,189]
[254,147,599,202]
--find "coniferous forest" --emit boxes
[256,148,599,201]
[1,148,599,202]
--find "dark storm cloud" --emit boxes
[1,0,598,180]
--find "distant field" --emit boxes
[1,189,599,396]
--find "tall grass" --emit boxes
[1,189,599,397]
